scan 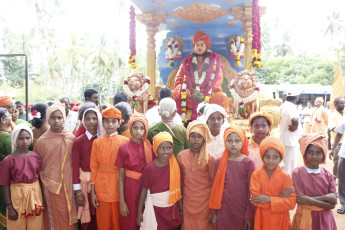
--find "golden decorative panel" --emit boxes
[170,23,180,27]
[171,3,229,24]
[227,21,237,25]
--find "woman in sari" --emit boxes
[147,98,190,157]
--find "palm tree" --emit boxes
[323,11,345,38]
[273,31,293,57]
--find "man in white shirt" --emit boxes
[279,93,302,174]
[60,97,78,132]
[146,88,183,127]
[330,114,345,214]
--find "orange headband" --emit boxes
[249,112,273,131]
[259,136,285,159]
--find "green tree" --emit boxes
[273,31,294,57]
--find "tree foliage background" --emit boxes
[256,10,345,86]
[0,0,148,103]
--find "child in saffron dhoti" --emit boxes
[250,137,296,230]
[137,131,183,230]
[0,123,43,229]
[90,108,129,230]
[209,126,255,230]
[177,120,215,230]
[291,134,337,230]
[116,113,156,230]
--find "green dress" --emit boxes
[0,132,11,229]
[147,122,190,157]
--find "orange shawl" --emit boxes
[128,113,153,163]
[209,126,249,209]
[153,131,182,205]
[33,129,77,224]
[298,133,327,165]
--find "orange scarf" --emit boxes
[209,126,249,209]
[186,120,212,167]
[153,131,182,205]
[129,113,153,163]
[292,205,324,230]
[298,133,327,165]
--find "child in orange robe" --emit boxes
[250,137,296,230]
[90,108,129,230]
[177,120,215,230]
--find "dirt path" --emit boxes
[292,151,345,228]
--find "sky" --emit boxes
[1,0,345,57]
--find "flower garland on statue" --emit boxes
[252,0,263,68]
[230,36,245,66]
[128,5,137,69]
[123,75,150,108]
[229,80,260,116]
[177,50,222,122]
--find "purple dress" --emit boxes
[212,157,256,230]
[292,167,337,230]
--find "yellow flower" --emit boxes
[182,108,187,112]
[235,60,241,66]
[240,37,244,42]
[181,92,187,99]
[204,96,210,102]
[130,63,137,69]
[213,65,216,71]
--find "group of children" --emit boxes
[0,103,338,230]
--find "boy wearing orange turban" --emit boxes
[90,108,129,230]
[250,137,296,230]
[177,120,215,230]
[291,134,337,230]
[209,127,255,229]
[137,132,183,230]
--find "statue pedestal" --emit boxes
[230,119,251,138]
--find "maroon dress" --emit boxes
[0,152,41,185]
[140,161,183,230]
[211,157,256,230]
[72,132,98,230]
[115,139,156,230]
[292,167,337,230]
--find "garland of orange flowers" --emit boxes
[128,5,137,69]
[252,0,263,68]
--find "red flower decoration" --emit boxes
[124,80,128,84]
[32,110,38,116]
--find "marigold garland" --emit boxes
[128,5,137,69]
[177,50,222,122]
[229,36,245,66]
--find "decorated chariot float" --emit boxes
[126,0,280,136]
